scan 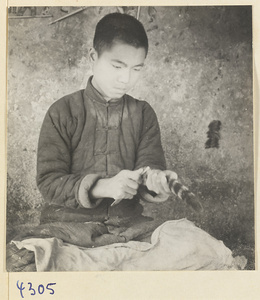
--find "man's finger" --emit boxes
[124,192,135,199]
[126,168,145,182]
[153,174,168,195]
[124,184,138,196]
[164,170,178,180]
[125,178,139,190]
[158,174,171,194]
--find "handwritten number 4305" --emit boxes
[17,281,56,298]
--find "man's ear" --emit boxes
[89,48,98,62]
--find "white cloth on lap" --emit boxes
[12,219,246,271]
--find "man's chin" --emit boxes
[110,91,126,99]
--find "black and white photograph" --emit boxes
[5,5,254,274]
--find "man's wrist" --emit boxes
[89,178,111,199]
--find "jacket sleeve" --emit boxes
[134,102,166,171]
[36,100,101,208]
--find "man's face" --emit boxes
[90,42,146,101]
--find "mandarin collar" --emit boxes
[84,76,124,106]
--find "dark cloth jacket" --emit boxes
[37,77,166,220]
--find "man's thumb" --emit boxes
[131,167,150,181]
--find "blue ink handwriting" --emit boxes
[17,281,56,298]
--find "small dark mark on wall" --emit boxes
[205,120,222,149]
[147,25,158,32]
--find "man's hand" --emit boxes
[90,168,144,202]
[145,169,178,201]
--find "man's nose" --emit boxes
[118,69,131,84]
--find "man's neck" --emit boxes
[91,77,111,102]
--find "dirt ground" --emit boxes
[7,6,254,269]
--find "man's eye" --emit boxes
[112,65,121,69]
[133,67,142,72]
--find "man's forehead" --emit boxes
[102,42,146,64]
[111,58,145,67]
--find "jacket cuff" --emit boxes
[76,174,103,208]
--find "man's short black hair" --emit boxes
[93,12,148,56]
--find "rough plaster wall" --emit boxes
[7,6,254,267]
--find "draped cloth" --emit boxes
[9,219,247,272]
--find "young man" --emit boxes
[7,12,242,273]
[37,12,177,230]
